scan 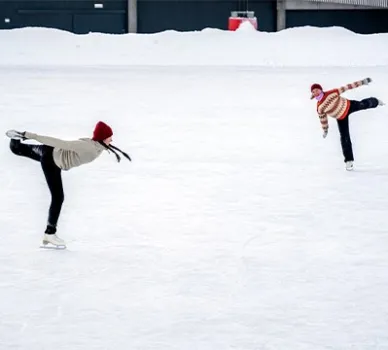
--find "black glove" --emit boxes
[362,77,372,85]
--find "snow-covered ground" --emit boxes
[1,23,388,67]
[0,24,388,349]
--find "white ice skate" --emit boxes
[345,161,354,171]
[5,129,27,140]
[41,234,66,249]
[378,99,385,106]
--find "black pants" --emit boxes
[336,97,379,162]
[10,140,64,234]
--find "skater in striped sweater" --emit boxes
[310,77,384,170]
[6,121,130,248]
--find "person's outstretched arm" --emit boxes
[24,132,87,152]
[338,77,371,94]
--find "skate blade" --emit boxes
[40,242,66,250]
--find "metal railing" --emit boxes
[306,0,388,8]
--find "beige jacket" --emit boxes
[24,132,106,171]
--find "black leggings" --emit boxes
[10,140,64,233]
[336,97,379,162]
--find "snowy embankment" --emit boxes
[0,23,387,67]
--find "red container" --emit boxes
[228,11,258,31]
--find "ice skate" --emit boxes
[345,161,354,171]
[41,234,66,249]
[6,129,27,140]
[378,99,385,106]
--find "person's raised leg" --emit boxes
[348,98,383,116]
[9,139,43,162]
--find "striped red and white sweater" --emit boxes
[315,79,366,132]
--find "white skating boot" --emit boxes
[345,161,354,171]
[378,99,385,106]
[42,234,66,249]
[5,129,27,140]
[41,225,66,249]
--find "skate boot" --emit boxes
[41,225,66,249]
[6,130,27,140]
[345,161,354,171]
[378,99,385,106]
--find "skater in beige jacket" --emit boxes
[6,121,131,248]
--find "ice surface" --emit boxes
[0,26,388,350]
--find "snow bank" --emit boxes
[0,25,387,67]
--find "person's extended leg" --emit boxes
[348,98,380,115]
[9,139,43,162]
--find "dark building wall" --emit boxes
[286,9,388,34]
[0,0,127,33]
[137,0,276,33]
[0,0,276,33]
[0,0,387,35]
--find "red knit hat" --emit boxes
[311,83,323,92]
[92,121,113,141]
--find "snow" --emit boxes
[1,25,388,67]
[1,25,388,349]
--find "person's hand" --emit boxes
[362,77,372,85]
